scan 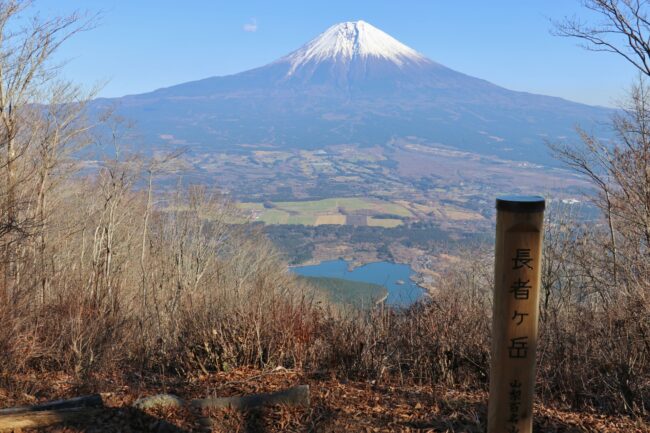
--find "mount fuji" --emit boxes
[98,20,612,165]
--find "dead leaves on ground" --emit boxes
[0,368,647,432]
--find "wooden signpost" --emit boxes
[488,195,545,433]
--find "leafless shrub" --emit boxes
[316,251,492,388]
[0,0,646,421]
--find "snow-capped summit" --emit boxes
[111,19,612,168]
[265,20,439,89]
[283,20,429,75]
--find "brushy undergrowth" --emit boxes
[0,194,647,418]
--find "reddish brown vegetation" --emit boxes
[0,1,647,431]
[0,368,646,432]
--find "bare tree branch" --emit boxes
[553,0,650,76]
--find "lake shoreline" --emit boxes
[289,258,430,296]
[291,259,425,307]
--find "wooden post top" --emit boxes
[496,195,545,213]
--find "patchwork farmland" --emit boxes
[239,197,411,226]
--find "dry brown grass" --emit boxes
[314,214,346,226]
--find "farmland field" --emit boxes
[239,197,412,226]
[315,214,346,225]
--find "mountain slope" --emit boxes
[97,20,612,165]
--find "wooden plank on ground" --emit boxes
[0,394,103,415]
[0,407,102,431]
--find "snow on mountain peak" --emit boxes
[283,20,429,75]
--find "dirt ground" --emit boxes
[1,368,647,433]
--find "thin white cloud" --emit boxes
[243,18,257,32]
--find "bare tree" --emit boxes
[29,83,97,302]
[0,1,95,301]
[139,149,184,311]
[550,1,650,412]
[555,0,650,77]
[0,1,92,225]
[553,1,650,286]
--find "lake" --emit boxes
[291,259,424,307]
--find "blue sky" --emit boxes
[36,0,635,107]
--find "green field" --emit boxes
[239,197,412,226]
[299,276,387,307]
